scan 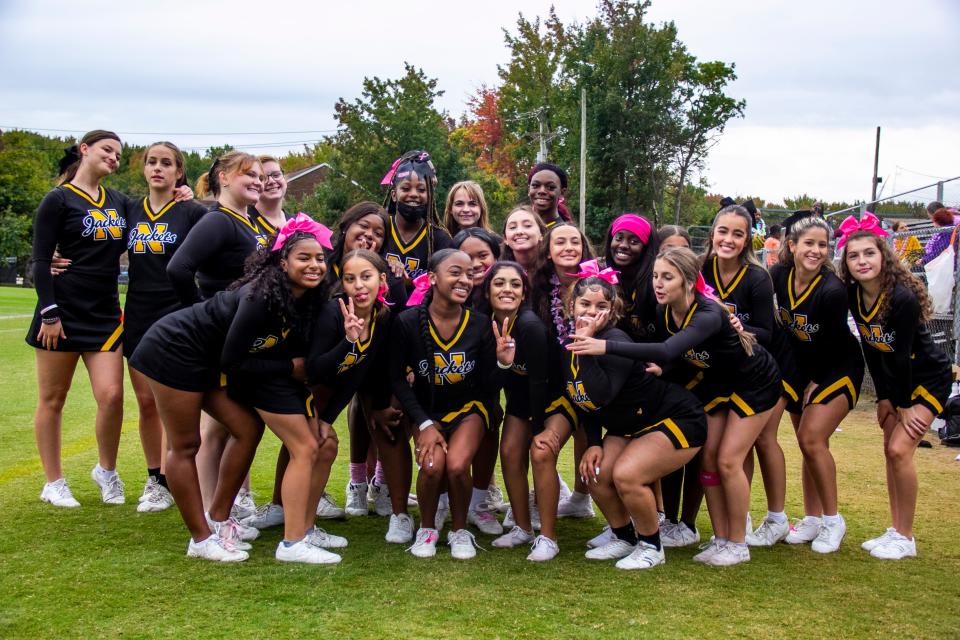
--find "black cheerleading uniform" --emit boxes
[605,296,782,417]
[306,297,391,424]
[130,283,303,412]
[702,256,801,402]
[382,216,453,284]
[123,197,208,356]
[502,309,578,434]
[771,265,865,413]
[850,283,952,416]
[27,184,128,351]
[618,277,659,342]
[389,305,498,431]
[562,326,706,450]
[250,206,289,237]
[167,205,270,304]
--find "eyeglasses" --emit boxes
[265,172,284,181]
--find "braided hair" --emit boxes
[416,248,463,412]
[383,150,443,258]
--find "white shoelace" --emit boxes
[103,476,124,500]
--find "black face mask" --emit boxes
[397,201,428,222]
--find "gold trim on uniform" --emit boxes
[544,395,579,429]
[63,183,106,208]
[911,385,943,415]
[782,380,799,401]
[100,324,124,352]
[810,375,857,406]
[219,206,264,236]
[428,309,470,352]
[711,256,748,300]
[665,303,698,335]
[856,286,884,323]
[629,418,690,449]
[441,400,490,429]
[143,197,176,222]
[786,268,823,310]
[389,217,428,254]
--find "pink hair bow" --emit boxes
[836,211,889,249]
[376,283,394,307]
[272,212,334,252]
[567,259,620,285]
[380,157,403,186]
[695,272,718,301]
[406,273,432,306]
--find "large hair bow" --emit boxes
[567,259,619,285]
[836,212,889,250]
[380,157,403,186]
[272,212,334,252]
[406,273,433,306]
[695,272,718,301]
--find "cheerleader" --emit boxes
[770,216,865,553]
[527,163,571,228]
[531,224,597,520]
[166,151,268,512]
[251,155,289,234]
[389,249,512,559]
[443,180,493,236]
[501,206,546,272]
[841,215,952,559]
[129,215,332,563]
[701,205,792,547]
[30,130,129,508]
[564,275,706,569]
[380,151,452,286]
[570,247,782,566]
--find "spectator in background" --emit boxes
[812,202,824,217]
[919,208,958,266]
[744,200,765,249]
[763,224,782,268]
[891,221,922,266]
[926,201,944,219]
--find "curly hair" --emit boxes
[530,223,596,326]
[565,276,623,331]
[839,230,934,324]
[231,232,329,341]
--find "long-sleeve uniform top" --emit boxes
[382,216,453,284]
[501,309,551,433]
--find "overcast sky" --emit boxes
[1,0,957,206]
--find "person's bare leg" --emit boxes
[34,350,80,482]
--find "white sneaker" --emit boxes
[785,516,822,544]
[616,542,665,570]
[370,482,392,517]
[485,483,508,513]
[692,538,723,563]
[244,503,284,529]
[448,528,480,560]
[91,465,125,505]
[746,517,790,547]
[585,538,636,560]
[557,492,595,518]
[435,493,449,531]
[187,534,248,562]
[527,535,560,562]
[275,539,341,564]
[345,481,369,516]
[586,526,616,549]
[661,522,700,548]
[468,508,504,535]
[232,488,257,521]
[408,527,440,558]
[305,527,348,549]
[811,515,846,554]
[40,478,80,508]
[206,513,258,551]
[137,479,174,513]
[385,513,414,544]
[861,527,897,551]
[492,525,535,549]
[316,492,346,519]
[558,475,572,499]
[707,543,751,567]
[870,532,916,560]
[503,502,540,530]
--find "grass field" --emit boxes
[1,285,958,639]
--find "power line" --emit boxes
[1,125,339,136]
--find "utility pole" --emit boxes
[579,87,587,232]
[537,109,549,163]
[871,126,881,203]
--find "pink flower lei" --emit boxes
[550,274,573,345]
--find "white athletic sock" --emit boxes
[469,488,486,512]
[823,513,842,525]
[767,511,787,524]
[569,490,589,504]
[94,464,117,479]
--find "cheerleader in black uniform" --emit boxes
[250,155,290,235]
[841,220,952,559]
[130,218,331,563]
[562,275,706,570]
[380,151,452,287]
[481,262,578,560]
[501,206,546,273]
[166,151,268,512]
[527,163,572,228]
[29,130,129,508]
[770,215,865,554]
[570,248,782,567]
[124,142,207,513]
[701,205,792,547]
[443,180,494,237]
[530,224,597,520]
[389,249,512,559]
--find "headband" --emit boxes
[610,214,652,244]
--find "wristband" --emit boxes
[40,304,59,320]
[418,420,434,432]
[497,360,512,370]
[41,316,61,325]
